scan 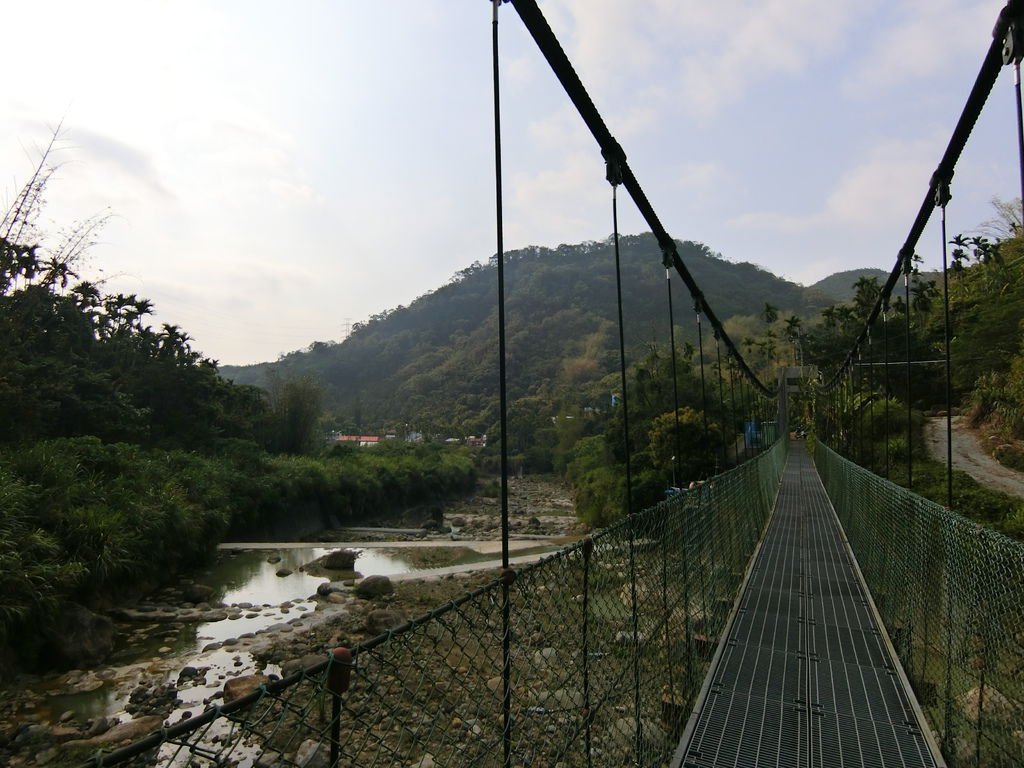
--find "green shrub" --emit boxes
[993,443,1024,471]
[0,438,477,657]
[0,470,85,642]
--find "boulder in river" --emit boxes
[365,608,406,636]
[48,603,114,668]
[322,548,358,570]
[282,653,327,678]
[224,673,269,704]
[181,583,216,603]
[295,738,330,768]
[355,575,394,599]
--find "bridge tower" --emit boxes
[777,365,816,436]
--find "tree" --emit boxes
[978,196,1022,240]
[852,276,880,319]
[910,279,938,316]
[264,369,325,454]
[1,156,268,449]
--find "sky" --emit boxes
[2,0,1020,365]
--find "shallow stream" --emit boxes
[21,545,416,727]
[14,537,560,736]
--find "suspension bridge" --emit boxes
[80,1,1024,766]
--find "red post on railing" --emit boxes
[327,647,353,768]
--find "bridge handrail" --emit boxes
[81,439,787,767]
[815,441,1024,767]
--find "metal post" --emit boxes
[728,359,739,465]
[660,513,678,742]
[628,514,642,762]
[715,332,728,470]
[665,263,683,489]
[942,549,956,754]
[489,4,513,763]
[1005,15,1024,213]
[695,304,711,476]
[581,537,593,768]
[883,302,891,478]
[937,182,954,509]
[848,366,855,459]
[1016,60,1024,213]
[867,330,875,472]
[745,376,753,460]
[856,351,864,465]
[500,567,515,766]
[903,251,914,489]
[973,531,994,767]
[327,647,353,768]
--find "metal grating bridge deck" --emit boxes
[674,445,940,768]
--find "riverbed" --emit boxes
[1,477,582,765]
[6,538,564,732]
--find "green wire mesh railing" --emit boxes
[81,439,785,768]
[815,442,1024,768]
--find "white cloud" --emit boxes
[732,133,943,234]
[675,162,724,191]
[65,129,169,196]
[843,0,995,95]
[527,106,592,151]
[546,0,867,118]
[679,0,868,116]
[509,150,608,244]
[3,2,1012,362]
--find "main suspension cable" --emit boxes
[509,0,774,398]
[820,0,1022,389]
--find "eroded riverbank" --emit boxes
[0,476,580,767]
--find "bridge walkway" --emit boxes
[673,444,943,768]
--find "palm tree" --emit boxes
[910,280,938,315]
[852,276,880,319]
[821,305,839,331]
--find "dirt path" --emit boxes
[923,416,1024,499]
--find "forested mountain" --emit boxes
[810,268,890,303]
[221,233,833,436]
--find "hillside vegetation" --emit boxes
[809,268,890,303]
[222,234,831,437]
[800,214,1024,537]
[10,150,1020,677]
[0,170,475,676]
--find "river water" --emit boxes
[25,539,557,727]
[24,545,417,727]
